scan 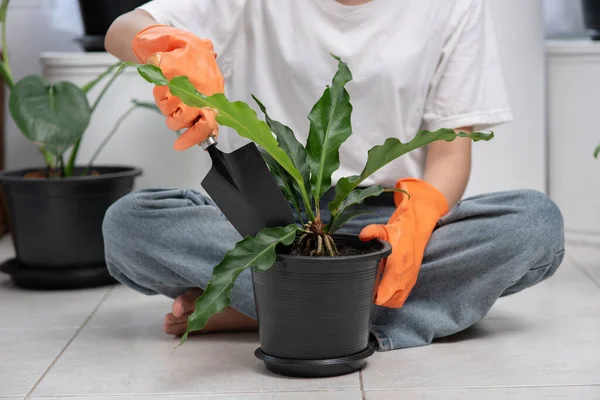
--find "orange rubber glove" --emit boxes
[359,178,449,308]
[132,25,225,151]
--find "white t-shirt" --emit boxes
[139,0,513,187]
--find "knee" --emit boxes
[102,191,140,246]
[102,192,143,275]
[510,190,565,260]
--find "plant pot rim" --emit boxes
[275,233,391,263]
[0,165,143,183]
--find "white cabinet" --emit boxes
[547,40,600,245]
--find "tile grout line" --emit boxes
[364,383,600,392]
[567,253,600,290]
[23,286,116,400]
[20,384,600,398]
[359,370,367,400]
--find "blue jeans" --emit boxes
[102,188,564,351]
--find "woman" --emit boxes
[103,0,564,351]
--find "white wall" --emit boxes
[464,0,547,197]
[3,0,549,196]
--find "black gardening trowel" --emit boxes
[200,136,296,238]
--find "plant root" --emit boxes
[293,224,340,257]
[298,233,308,249]
[328,235,339,254]
[316,235,324,256]
[323,234,335,257]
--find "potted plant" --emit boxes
[582,0,600,40]
[0,0,151,290]
[76,0,150,52]
[129,56,493,377]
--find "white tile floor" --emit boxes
[0,237,599,400]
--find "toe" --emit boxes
[165,321,188,336]
[172,289,203,317]
[165,311,191,325]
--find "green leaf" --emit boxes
[132,63,315,220]
[331,185,406,216]
[258,147,303,221]
[183,225,298,342]
[252,94,311,195]
[329,129,494,213]
[328,210,378,233]
[327,185,406,233]
[305,55,353,201]
[595,143,600,159]
[136,63,168,86]
[9,76,91,158]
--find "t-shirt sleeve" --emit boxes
[138,0,248,68]
[421,0,513,132]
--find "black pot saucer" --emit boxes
[0,258,117,290]
[255,341,376,378]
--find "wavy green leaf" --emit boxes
[9,76,91,158]
[331,185,406,216]
[328,210,378,233]
[327,185,406,233]
[252,94,311,196]
[184,225,298,342]
[135,63,168,85]
[595,143,600,159]
[306,56,353,202]
[133,64,315,220]
[329,129,494,213]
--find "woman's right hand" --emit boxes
[132,25,225,151]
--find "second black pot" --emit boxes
[77,0,150,51]
[252,235,392,377]
[0,166,142,289]
[582,0,600,40]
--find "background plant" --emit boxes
[0,0,157,177]
[131,56,494,342]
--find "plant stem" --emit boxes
[90,63,126,114]
[84,104,137,174]
[299,189,316,221]
[67,63,127,175]
[80,61,121,94]
[292,203,305,226]
[0,0,14,88]
[59,155,65,177]
[314,197,321,223]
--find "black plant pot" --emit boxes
[0,166,142,290]
[252,235,392,378]
[76,0,150,51]
[582,0,600,40]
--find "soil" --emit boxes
[286,237,380,257]
[24,170,101,179]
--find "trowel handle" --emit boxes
[200,136,218,150]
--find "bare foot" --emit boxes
[164,288,258,336]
